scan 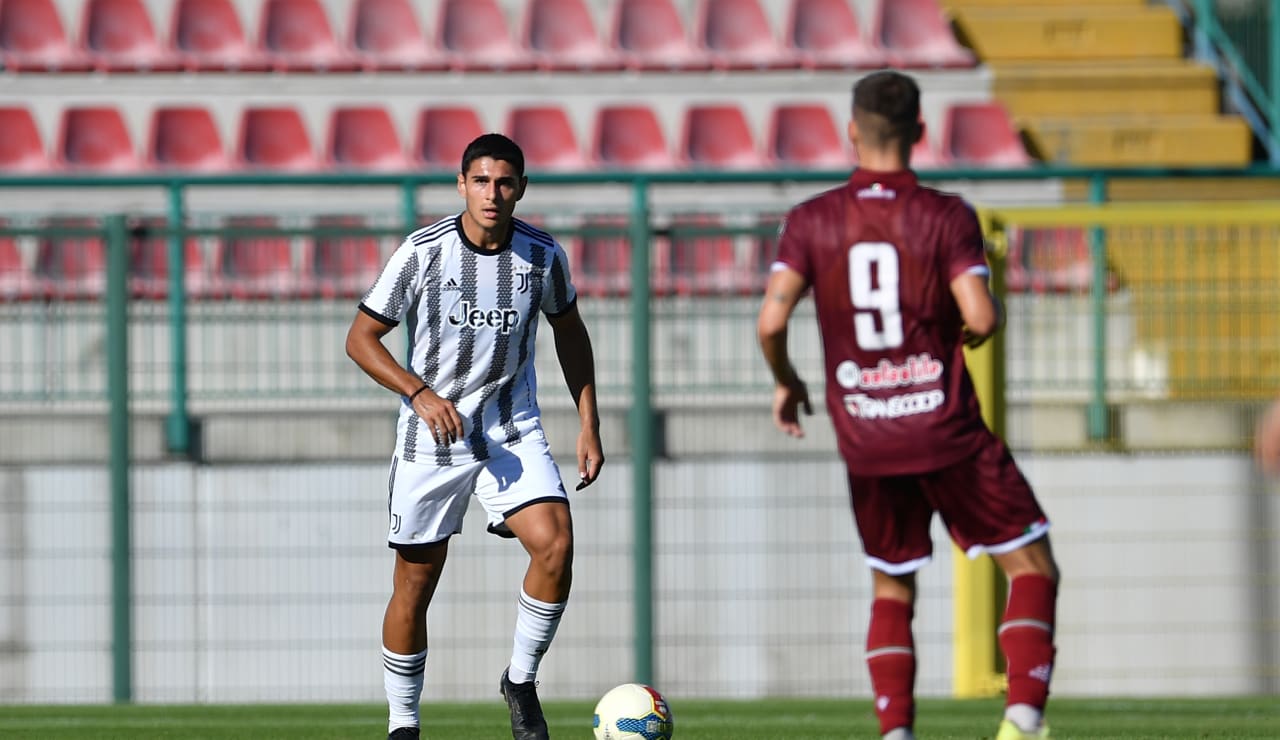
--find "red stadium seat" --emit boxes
[171,0,269,71]
[669,213,745,295]
[576,214,634,297]
[0,107,48,172]
[767,103,851,168]
[35,217,106,299]
[0,0,92,71]
[874,0,975,69]
[147,106,231,172]
[258,0,359,72]
[680,104,763,169]
[0,224,41,301]
[216,215,308,298]
[236,107,320,171]
[785,0,886,69]
[312,214,385,299]
[436,0,536,72]
[695,0,800,70]
[610,0,712,71]
[348,0,448,72]
[326,106,410,171]
[56,106,140,172]
[522,0,623,71]
[128,219,212,299]
[413,106,485,171]
[591,105,676,170]
[910,133,948,169]
[505,106,587,171]
[80,0,181,72]
[942,102,1033,167]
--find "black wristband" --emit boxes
[408,384,429,401]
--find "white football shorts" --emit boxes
[385,428,569,547]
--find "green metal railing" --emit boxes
[1191,0,1280,164]
[4,165,1280,700]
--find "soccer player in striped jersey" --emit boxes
[757,71,1060,740]
[346,134,603,740]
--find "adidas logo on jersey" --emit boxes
[443,277,461,291]
[448,300,521,334]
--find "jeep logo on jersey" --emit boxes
[447,300,521,334]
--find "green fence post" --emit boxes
[1087,174,1110,441]
[627,178,654,686]
[106,214,133,703]
[165,183,190,454]
[1271,0,1280,165]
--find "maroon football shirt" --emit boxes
[774,168,992,475]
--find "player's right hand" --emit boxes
[411,388,464,446]
[772,379,812,438]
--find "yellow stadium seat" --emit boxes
[951,7,1183,62]
[991,61,1220,117]
[1023,115,1253,166]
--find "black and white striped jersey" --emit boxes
[359,214,577,465]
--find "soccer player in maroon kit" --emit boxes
[757,70,1060,740]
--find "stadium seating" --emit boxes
[948,4,1182,62]
[942,101,1031,167]
[437,0,537,72]
[128,219,212,299]
[695,0,801,70]
[591,105,677,170]
[611,0,713,71]
[522,0,624,71]
[348,0,448,72]
[0,106,48,172]
[80,0,181,72]
[216,215,306,298]
[910,134,948,169]
[325,106,410,171]
[235,107,320,171]
[575,214,642,297]
[505,105,588,170]
[413,106,486,171]
[0,223,40,301]
[680,104,764,169]
[56,106,139,171]
[0,0,92,71]
[785,0,886,69]
[668,212,747,295]
[312,214,384,299]
[171,0,270,71]
[35,216,106,299]
[147,106,232,171]
[258,0,359,72]
[876,0,975,68]
[766,103,850,168]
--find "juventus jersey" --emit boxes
[359,215,577,466]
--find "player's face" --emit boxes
[457,157,526,235]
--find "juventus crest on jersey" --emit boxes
[359,215,577,466]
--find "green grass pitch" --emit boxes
[0,697,1274,739]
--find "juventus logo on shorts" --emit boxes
[390,513,402,534]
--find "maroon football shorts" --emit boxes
[846,435,1049,574]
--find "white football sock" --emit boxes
[383,645,427,731]
[883,727,916,740]
[1005,703,1044,732]
[507,588,566,684]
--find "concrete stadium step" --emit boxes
[950,6,1184,62]
[991,61,1220,117]
[1023,115,1253,166]
[942,0,1147,6]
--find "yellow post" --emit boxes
[953,212,1008,698]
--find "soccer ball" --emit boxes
[592,683,674,740]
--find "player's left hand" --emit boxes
[772,378,812,438]
[1255,398,1280,475]
[575,427,604,490]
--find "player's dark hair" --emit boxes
[852,70,922,150]
[460,133,525,177]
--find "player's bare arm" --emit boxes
[951,271,1003,348]
[1256,397,1280,474]
[757,267,813,437]
[346,311,463,445]
[548,304,604,488]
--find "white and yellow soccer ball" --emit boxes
[592,683,674,740]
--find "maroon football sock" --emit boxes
[866,598,916,735]
[999,574,1058,711]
